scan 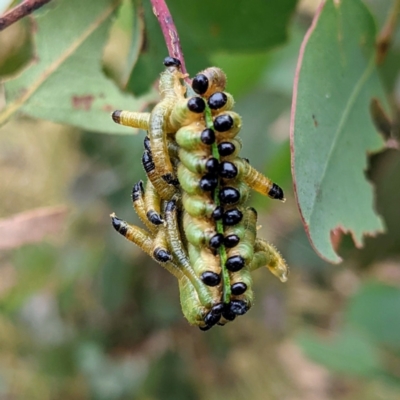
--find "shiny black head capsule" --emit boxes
[199,174,218,191]
[209,233,224,249]
[230,300,248,315]
[222,303,236,321]
[214,114,234,132]
[201,128,215,145]
[188,97,206,113]
[211,303,224,314]
[204,310,221,327]
[208,92,228,109]
[212,206,224,220]
[201,271,221,286]
[222,209,243,226]
[219,187,240,204]
[206,157,219,174]
[226,255,245,272]
[224,234,240,248]
[218,142,236,156]
[163,57,181,67]
[219,161,238,179]
[231,282,247,296]
[192,73,209,95]
[153,248,172,263]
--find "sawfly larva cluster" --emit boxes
[110,57,288,330]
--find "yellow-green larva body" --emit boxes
[111,58,289,330]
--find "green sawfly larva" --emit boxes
[111,57,288,330]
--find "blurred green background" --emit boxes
[1,0,400,399]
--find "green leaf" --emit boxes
[346,281,400,350]
[209,52,271,98]
[297,325,383,377]
[291,0,387,263]
[168,0,297,52]
[125,0,297,93]
[1,0,157,134]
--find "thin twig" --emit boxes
[377,0,400,64]
[149,0,188,75]
[0,0,52,31]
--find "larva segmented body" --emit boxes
[110,57,288,330]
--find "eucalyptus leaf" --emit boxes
[1,0,157,134]
[168,0,297,52]
[297,326,383,377]
[346,281,400,350]
[291,0,388,263]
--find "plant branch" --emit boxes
[377,0,400,64]
[0,0,52,31]
[149,0,188,75]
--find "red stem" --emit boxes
[0,0,52,31]
[149,0,188,76]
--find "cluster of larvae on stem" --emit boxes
[111,57,288,330]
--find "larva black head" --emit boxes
[187,97,206,113]
[201,128,215,145]
[224,234,240,248]
[219,187,240,204]
[211,303,224,314]
[212,206,224,220]
[222,304,236,321]
[209,233,224,249]
[226,255,245,272]
[163,56,181,67]
[192,73,209,95]
[214,114,234,132]
[222,208,243,226]
[231,282,247,295]
[199,174,218,191]
[201,271,221,286]
[153,248,172,263]
[219,161,238,179]
[205,157,219,174]
[206,303,225,327]
[218,142,236,156]
[230,300,248,315]
[146,210,164,226]
[204,310,221,327]
[208,92,228,110]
